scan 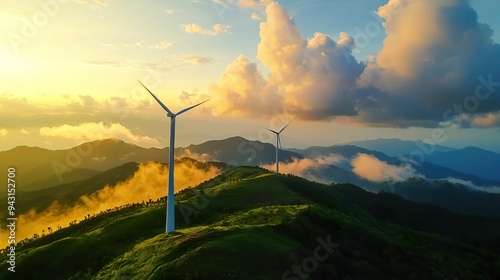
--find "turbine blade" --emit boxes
[264,128,279,134]
[138,80,174,116]
[278,135,282,149]
[279,121,291,134]
[177,99,210,116]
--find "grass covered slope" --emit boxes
[2,167,500,279]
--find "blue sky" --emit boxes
[0,0,499,152]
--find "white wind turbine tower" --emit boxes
[265,122,291,174]
[139,80,209,233]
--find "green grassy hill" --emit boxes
[2,167,500,279]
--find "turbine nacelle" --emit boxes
[138,80,209,118]
[264,121,291,173]
[264,121,291,149]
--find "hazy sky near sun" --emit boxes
[1,0,499,152]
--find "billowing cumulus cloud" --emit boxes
[257,4,365,120]
[209,0,500,127]
[40,122,162,147]
[210,2,363,119]
[351,153,418,182]
[210,55,282,116]
[356,0,500,127]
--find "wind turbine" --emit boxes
[138,80,208,233]
[265,122,291,173]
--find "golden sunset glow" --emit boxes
[0,0,499,152]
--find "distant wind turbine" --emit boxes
[265,122,291,173]
[138,80,208,233]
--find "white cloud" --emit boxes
[209,3,362,119]
[351,153,418,182]
[445,177,500,194]
[181,23,230,35]
[209,55,282,116]
[250,12,260,20]
[470,113,500,127]
[100,41,173,51]
[177,148,216,162]
[178,90,210,105]
[0,93,172,126]
[174,54,214,65]
[351,0,500,127]
[79,59,173,72]
[39,122,163,147]
[134,40,173,50]
[165,9,174,14]
[0,93,45,115]
[0,93,149,121]
[261,154,347,183]
[211,0,270,8]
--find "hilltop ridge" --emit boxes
[2,167,499,279]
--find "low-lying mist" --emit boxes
[261,154,347,183]
[351,154,418,183]
[2,161,221,247]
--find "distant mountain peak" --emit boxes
[345,138,456,157]
[90,138,127,144]
[5,145,51,153]
[460,146,497,154]
[75,138,138,149]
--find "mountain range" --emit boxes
[2,137,500,218]
[289,143,500,187]
[3,137,499,192]
[0,137,302,191]
[344,138,456,156]
[425,146,500,182]
[343,138,500,182]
